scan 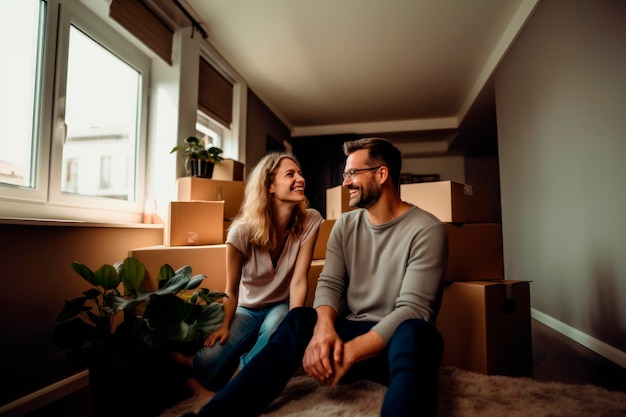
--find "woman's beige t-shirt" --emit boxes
[226,208,323,308]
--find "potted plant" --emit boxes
[170,136,224,178]
[53,257,226,416]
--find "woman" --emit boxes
[174,152,323,394]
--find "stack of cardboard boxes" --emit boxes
[317,181,533,377]
[129,159,245,292]
[402,180,533,377]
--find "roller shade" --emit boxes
[109,0,173,65]
[198,57,233,127]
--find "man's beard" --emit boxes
[348,177,381,209]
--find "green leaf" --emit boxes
[70,262,97,286]
[184,274,206,290]
[185,136,200,145]
[193,302,225,335]
[208,147,222,155]
[157,264,175,284]
[94,264,121,291]
[158,270,192,295]
[174,264,193,277]
[197,149,209,160]
[83,288,102,300]
[142,294,198,341]
[195,288,228,303]
[108,294,145,313]
[120,257,145,296]
[57,298,90,322]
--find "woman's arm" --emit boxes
[223,242,243,323]
[289,228,320,309]
[205,243,243,347]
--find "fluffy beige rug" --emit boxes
[160,366,626,417]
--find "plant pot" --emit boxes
[187,158,214,178]
[88,350,138,417]
[88,347,187,417]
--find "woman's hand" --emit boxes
[204,326,229,347]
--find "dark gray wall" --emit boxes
[496,0,626,364]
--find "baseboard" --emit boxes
[531,308,626,369]
[0,370,88,417]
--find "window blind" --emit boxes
[198,57,233,127]
[109,0,173,65]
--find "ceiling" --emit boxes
[157,0,539,141]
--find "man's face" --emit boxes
[342,149,382,209]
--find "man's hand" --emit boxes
[327,339,356,385]
[303,306,341,382]
[303,320,342,382]
[330,331,387,386]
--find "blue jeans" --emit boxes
[196,306,444,417]
[192,301,289,391]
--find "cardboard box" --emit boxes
[306,259,325,307]
[212,159,245,181]
[401,180,489,223]
[313,219,336,259]
[176,177,245,220]
[326,185,356,220]
[166,201,224,246]
[129,244,227,292]
[437,280,533,377]
[444,223,503,281]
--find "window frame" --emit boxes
[0,0,53,204]
[0,0,150,222]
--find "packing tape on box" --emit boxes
[506,283,513,299]
[503,283,516,314]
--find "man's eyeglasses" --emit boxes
[342,166,382,181]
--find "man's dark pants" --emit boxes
[195,307,443,417]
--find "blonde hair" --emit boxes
[232,152,309,250]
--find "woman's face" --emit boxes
[268,158,306,205]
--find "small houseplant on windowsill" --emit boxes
[170,135,224,178]
[53,257,227,416]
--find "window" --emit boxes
[0,0,149,222]
[0,0,42,189]
[99,156,111,190]
[60,25,141,201]
[198,57,233,128]
[196,110,226,151]
[196,54,240,162]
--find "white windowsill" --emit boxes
[0,217,164,229]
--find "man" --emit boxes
[191,137,448,417]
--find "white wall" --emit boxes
[495,0,626,365]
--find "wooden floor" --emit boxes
[22,319,626,417]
